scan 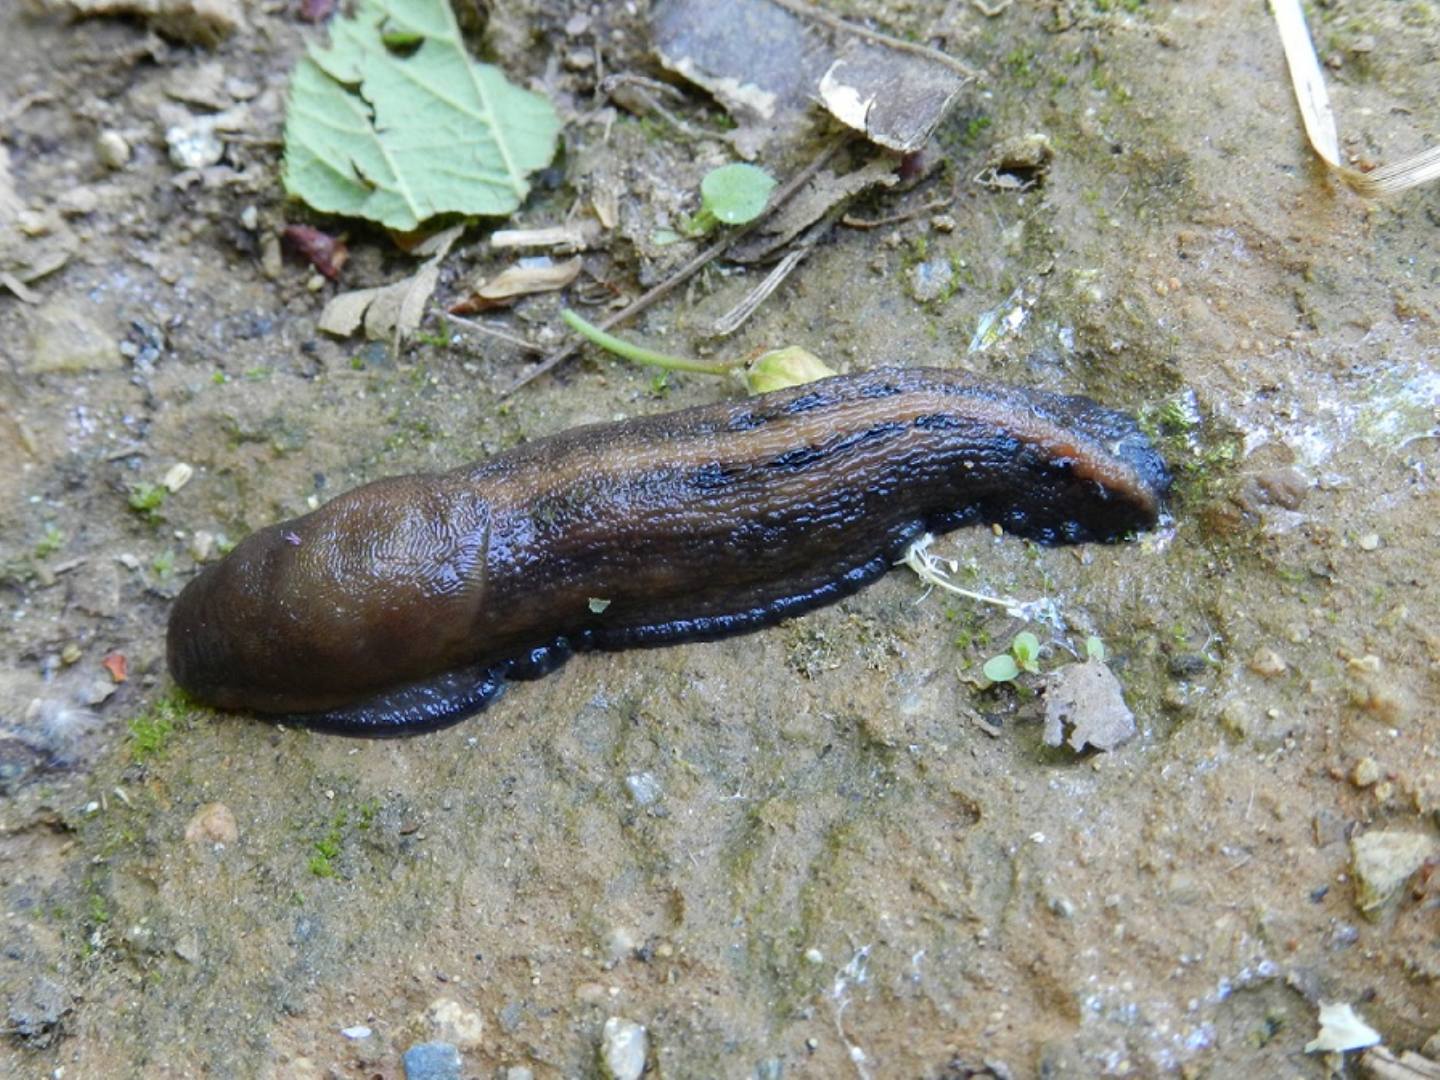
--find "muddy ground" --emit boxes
[2,0,1438,1077]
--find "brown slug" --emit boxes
[167,366,1170,736]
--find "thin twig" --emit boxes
[842,194,952,230]
[505,138,849,395]
[441,312,546,353]
[710,217,831,336]
[770,0,980,81]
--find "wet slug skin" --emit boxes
[167,366,1170,736]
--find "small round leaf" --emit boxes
[983,654,1020,683]
[700,163,777,225]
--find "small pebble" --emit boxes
[930,213,956,233]
[340,1025,371,1040]
[624,772,662,807]
[163,462,194,493]
[190,530,216,562]
[60,644,82,666]
[600,1017,647,1080]
[908,257,954,303]
[1351,757,1381,788]
[97,130,131,169]
[504,1069,534,1080]
[184,801,239,846]
[423,998,484,1050]
[1248,648,1288,678]
[166,120,224,170]
[402,1042,461,1080]
[240,205,259,231]
[804,947,824,965]
[1358,532,1381,551]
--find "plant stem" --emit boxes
[560,309,735,376]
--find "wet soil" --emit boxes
[1,1,1438,1077]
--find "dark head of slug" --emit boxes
[980,387,1172,544]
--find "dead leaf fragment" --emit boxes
[1042,660,1136,752]
[653,0,827,155]
[1305,1001,1381,1054]
[490,224,598,252]
[455,256,582,310]
[317,224,463,345]
[101,652,128,684]
[282,224,349,280]
[817,40,966,154]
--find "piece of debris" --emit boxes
[318,224,463,344]
[1305,1001,1382,1054]
[975,132,1054,192]
[282,224,349,280]
[452,256,582,311]
[1351,830,1439,914]
[1361,1045,1440,1079]
[282,0,560,230]
[490,224,598,252]
[1042,659,1136,752]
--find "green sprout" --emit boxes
[33,524,64,559]
[128,694,185,761]
[983,631,1042,684]
[560,309,836,394]
[127,482,167,522]
[1084,635,1107,662]
[308,812,347,878]
[683,163,777,235]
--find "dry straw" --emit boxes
[1272,0,1440,195]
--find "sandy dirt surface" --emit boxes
[2,1,1438,1077]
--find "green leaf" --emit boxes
[700,163,777,225]
[1084,635,1107,662]
[1011,631,1041,672]
[983,654,1020,683]
[282,0,561,231]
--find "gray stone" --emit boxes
[402,1041,461,1080]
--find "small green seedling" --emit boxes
[684,163,777,235]
[983,631,1042,684]
[559,309,835,394]
[1084,635,1106,662]
[127,482,167,522]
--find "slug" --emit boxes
[167,366,1169,736]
